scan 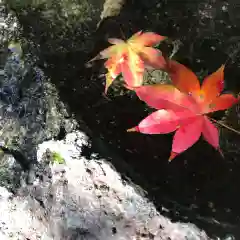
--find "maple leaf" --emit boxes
[127,62,239,161]
[93,31,167,93]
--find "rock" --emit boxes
[0,153,22,191]
[0,0,19,46]
[0,186,50,240]
[0,42,78,165]
[0,130,211,239]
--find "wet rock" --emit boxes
[0,48,78,163]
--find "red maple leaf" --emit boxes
[128,61,239,161]
[92,31,166,93]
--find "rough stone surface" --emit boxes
[0,51,78,172]
[0,131,210,240]
[0,6,78,190]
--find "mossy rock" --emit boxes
[7,0,105,55]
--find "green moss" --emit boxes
[51,151,65,164]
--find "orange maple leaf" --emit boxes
[92,31,167,93]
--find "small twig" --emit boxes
[119,24,126,40]
[209,117,240,135]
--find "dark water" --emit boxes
[11,0,240,238]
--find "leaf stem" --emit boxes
[209,117,240,135]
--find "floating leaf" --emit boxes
[128,62,239,160]
[91,31,167,92]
